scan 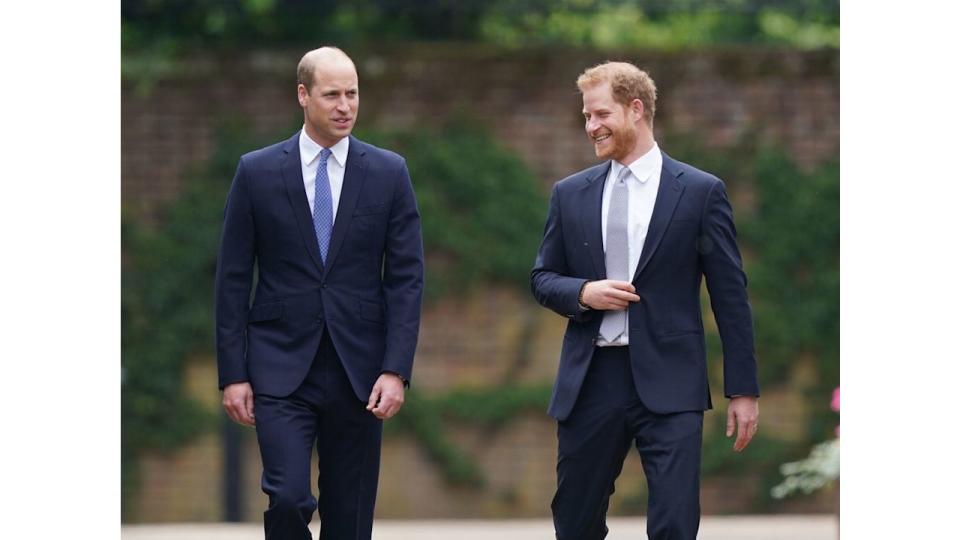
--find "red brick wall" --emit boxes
[122,45,838,223]
[122,45,839,522]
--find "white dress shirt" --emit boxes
[597,142,663,346]
[300,128,349,221]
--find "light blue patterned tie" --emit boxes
[313,148,334,263]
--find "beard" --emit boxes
[594,122,639,162]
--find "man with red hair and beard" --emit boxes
[531,61,760,540]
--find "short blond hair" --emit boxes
[577,61,657,128]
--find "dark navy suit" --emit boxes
[215,132,423,539]
[531,152,758,539]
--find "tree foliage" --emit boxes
[122,0,839,52]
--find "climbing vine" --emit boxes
[122,122,838,511]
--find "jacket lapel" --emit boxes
[633,152,686,281]
[580,162,612,280]
[322,136,367,278]
[280,131,325,273]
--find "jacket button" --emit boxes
[321,282,328,289]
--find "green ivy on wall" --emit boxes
[121,117,549,504]
[356,118,548,298]
[122,122,270,513]
[122,120,838,512]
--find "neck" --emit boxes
[619,135,655,166]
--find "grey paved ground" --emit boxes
[123,515,836,540]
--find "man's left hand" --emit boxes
[366,373,405,420]
[726,396,759,452]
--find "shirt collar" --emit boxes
[299,128,350,168]
[612,141,661,184]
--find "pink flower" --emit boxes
[831,387,840,437]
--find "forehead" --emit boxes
[581,82,616,111]
[312,61,358,89]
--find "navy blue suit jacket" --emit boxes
[531,152,759,421]
[215,132,424,400]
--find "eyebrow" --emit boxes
[321,87,359,94]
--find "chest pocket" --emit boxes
[350,203,388,236]
[353,204,386,217]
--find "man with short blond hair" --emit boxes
[531,61,759,539]
[216,46,424,540]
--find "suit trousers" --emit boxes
[254,330,383,540]
[552,346,703,540]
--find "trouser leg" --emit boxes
[254,391,319,540]
[316,333,383,540]
[629,400,704,540]
[552,347,635,540]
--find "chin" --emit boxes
[594,146,613,160]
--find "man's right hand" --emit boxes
[581,280,641,310]
[223,382,255,426]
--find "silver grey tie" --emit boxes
[599,166,632,342]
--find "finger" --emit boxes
[744,423,759,449]
[603,294,630,307]
[226,404,247,426]
[391,400,403,416]
[367,385,381,411]
[609,281,636,292]
[385,396,403,418]
[375,395,398,417]
[245,393,255,422]
[374,404,393,419]
[726,409,735,437]
[223,404,238,424]
[735,429,752,452]
[734,426,748,451]
[607,289,640,302]
[734,419,756,452]
[233,401,253,426]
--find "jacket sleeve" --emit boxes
[214,158,256,390]
[530,183,594,323]
[380,158,424,384]
[699,179,760,398]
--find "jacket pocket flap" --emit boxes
[357,299,385,323]
[248,302,283,322]
[353,204,386,216]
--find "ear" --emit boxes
[630,98,645,123]
[297,84,308,107]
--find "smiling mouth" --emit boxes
[593,133,611,143]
